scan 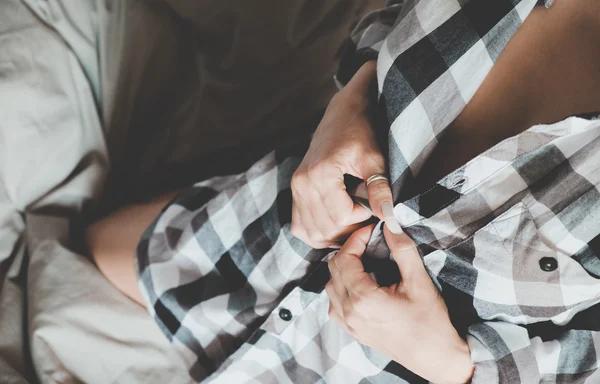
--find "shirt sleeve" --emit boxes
[336,0,406,86]
[467,321,600,383]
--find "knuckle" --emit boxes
[330,212,346,227]
[323,228,340,242]
[369,178,389,190]
[290,207,300,221]
[338,251,354,264]
[325,281,333,292]
[341,140,363,159]
[363,151,384,167]
[350,295,364,308]
[368,181,392,202]
[307,232,325,249]
[289,223,301,238]
[341,304,353,319]
[350,295,370,314]
[412,281,435,302]
[366,152,385,167]
[307,231,324,244]
[367,179,390,194]
[344,310,360,328]
[325,280,335,296]
[327,258,336,272]
[290,173,304,190]
[289,218,304,239]
[397,281,411,296]
[305,164,321,180]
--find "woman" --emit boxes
[87,0,600,382]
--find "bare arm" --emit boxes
[85,191,181,307]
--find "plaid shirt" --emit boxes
[137,0,600,382]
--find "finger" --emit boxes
[360,157,400,233]
[290,201,307,238]
[318,177,367,227]
[291,198,315,244]
[383,225,429,288]
[295,195,325,243]
[326,282,362,340]
[365,178,398,236]
[334,225,380,298]
[325,281,345,321]
[338,224,375,255]
[327,301,357,339]
[366,178,394,219]
[298,182,341,240]
[328,256,350,305]
[329,220,375,246]
[300,182,369,245]
[292,198,338,249]
[307,190,341,241]
[348,203,375,224]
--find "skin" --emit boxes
[290,61,393,248]
[86,190,181,306]
[291,0,600,242]
[327,2,600,382]
[327,225,474,384]
[87,1,600,382]
[415,0,600,190]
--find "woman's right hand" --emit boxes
[290,61,394,249]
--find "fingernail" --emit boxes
[381,201,394,218]
[381,201,403,234]
[329,244,342,249]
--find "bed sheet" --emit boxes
[1,1,190,382]
[0,0,383,382]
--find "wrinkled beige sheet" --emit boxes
[0,0,382,382]
[1,1,186,383]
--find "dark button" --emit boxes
[539,257,558,272]
[279,308,292,321]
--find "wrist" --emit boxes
[392,333,473,384]
[340,61,377,106]
[356,60,377,78]
[444,339,474,384]
[414,333,473,384]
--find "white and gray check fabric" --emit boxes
[137,0,600,382]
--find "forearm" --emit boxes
[336,60,376,105]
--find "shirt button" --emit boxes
[279,308,292,321]
[539,257,558,272]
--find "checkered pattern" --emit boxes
[137,0,600,382]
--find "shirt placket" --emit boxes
[259,253,335,335]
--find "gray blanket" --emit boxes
[0,1,382,382]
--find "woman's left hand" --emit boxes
[326,225,474,384]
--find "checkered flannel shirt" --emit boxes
[137,0,600,382]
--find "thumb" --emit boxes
[362,166,398,233]
[383,225,429,289]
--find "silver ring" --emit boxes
[365,174,389,187]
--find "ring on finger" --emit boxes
[365,174,389,187]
